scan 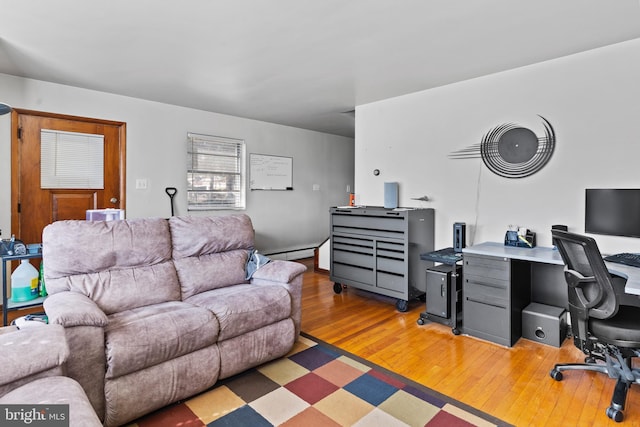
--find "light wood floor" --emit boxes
[299,259,640,426]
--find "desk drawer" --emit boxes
[463,298,510,341]
[463,254,510,282]
[464,278,509,302]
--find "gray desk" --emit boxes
[461,242,640,346]
[463,242,640,295]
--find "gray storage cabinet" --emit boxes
[329,206,434,311]
[462,253,531,347]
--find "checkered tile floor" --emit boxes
[128,335,506,426]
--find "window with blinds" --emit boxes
[187,133,246,210]
[41,129,104,189]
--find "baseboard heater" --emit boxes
[265,247,315,261]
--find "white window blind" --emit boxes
[41,129,104,189]
[187,132,246,210]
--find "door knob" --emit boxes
[110,198,118,204]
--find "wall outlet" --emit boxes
[313,184,320,191]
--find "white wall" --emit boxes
[355,38,640,255]
[0,73,354,254]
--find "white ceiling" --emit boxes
[1,1,640,138]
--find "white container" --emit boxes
[86,209,125,221]
[11,259,39,302]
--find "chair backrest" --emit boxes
[551,229,618,322]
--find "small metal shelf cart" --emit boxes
[2,252,44,326]
[417,247,463,334]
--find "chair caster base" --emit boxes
[550,369,563,381]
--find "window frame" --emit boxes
[187,132,246,211]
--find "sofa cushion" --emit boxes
[185,283,291,341]
[104,345,220,427]
[43,218,179,313]
[105,301,219,379]
[0,376,102,427]
[48,262,181,315]
[169,215,254,259]
[0,325,68,392]
[174,249,248,299]
[218,319,295,379]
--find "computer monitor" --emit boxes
[585,189,640,238]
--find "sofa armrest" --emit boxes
[251,260,306,337]
[44,292,109,328]
[0,324,69,396]
[250,260,307,284]
[44,293,108,420]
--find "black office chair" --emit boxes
[550,230,640,422]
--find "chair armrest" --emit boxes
[44,292,109,328]
[0,324,69,392]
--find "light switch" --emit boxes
[135,179,148,190]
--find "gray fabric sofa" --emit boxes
[0,325,102,427]
[41,214,307,427]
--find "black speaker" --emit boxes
[551,225,567,249]
[453,222,466,253]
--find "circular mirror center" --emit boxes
[497,127,538,163]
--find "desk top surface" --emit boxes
[463,241,564,264]
[464,242,640,295]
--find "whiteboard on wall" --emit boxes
[249,154,293,190]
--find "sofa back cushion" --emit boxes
[169,215,254,299]
[42,218,180,314]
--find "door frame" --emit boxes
[10,109,127,236]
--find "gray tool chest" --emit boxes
[329,206,434,311]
